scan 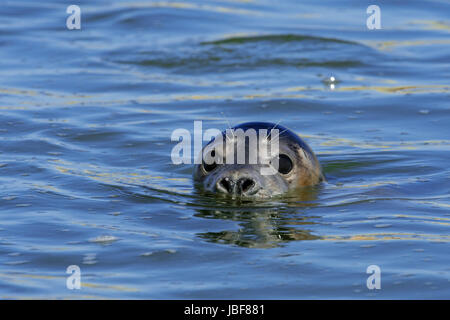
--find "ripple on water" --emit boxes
[88,236,120,244]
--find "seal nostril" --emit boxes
[219,178,233,194]
[240,178,255,193]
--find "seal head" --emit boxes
[193,122,323,198]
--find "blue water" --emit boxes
[0,0,449,299]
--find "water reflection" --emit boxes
[193,186,322,248]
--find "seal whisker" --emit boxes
[265,119,282,142]
[220,111,235,142]
[268,128,288,143]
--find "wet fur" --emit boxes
[193,122,324,198]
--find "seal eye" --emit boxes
[277,154,293,174]
[202,150,217,173]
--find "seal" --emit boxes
[193,122,324,198]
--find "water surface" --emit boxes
[0,0,449,299]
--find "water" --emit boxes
[0,0,449,299]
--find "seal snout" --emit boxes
[216,176,258,196]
